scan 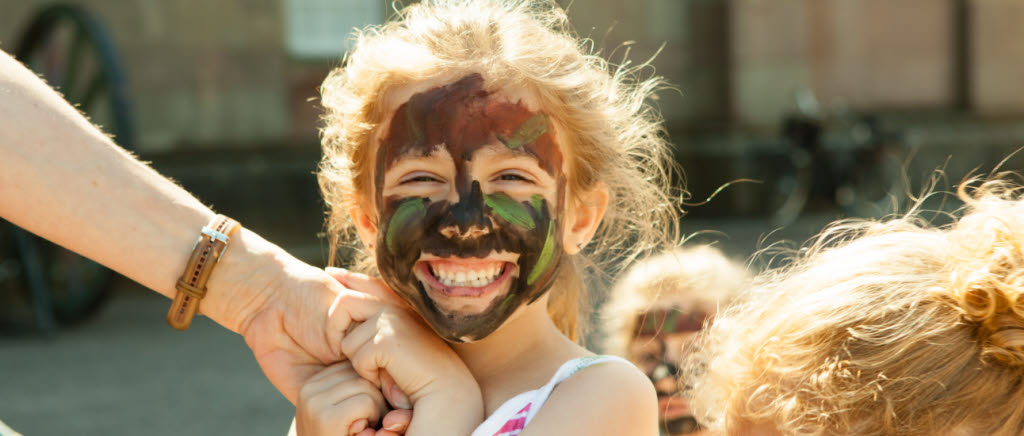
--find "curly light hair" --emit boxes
[688,178,1024,436]
[601,245,748,356]
[317,0,681,340]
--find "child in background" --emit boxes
[295,0,682,434]
[688,178,1024,435]
[604,246,747,436]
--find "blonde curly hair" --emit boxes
[601,245,748,357]
[317,0,680,340]
[688,177,1024,436]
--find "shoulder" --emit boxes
[521,358,659,436]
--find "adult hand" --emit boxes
[231,257,404,405]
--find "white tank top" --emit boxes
[470,355,633,436]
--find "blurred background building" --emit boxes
[3,1,1024,435]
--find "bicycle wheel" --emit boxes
[6,4,135,326]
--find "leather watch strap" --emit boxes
[167,215,241,330]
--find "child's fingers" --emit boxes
[310,374,387,417]
[326,267,407,307]
[299,362,362,402]
[347,343,383,390]
[349,419,372,436]
[305,393,384,436]
[380,370,412,410]
[380,408,412,434]
[340,314,382,384]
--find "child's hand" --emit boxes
[328,269,484,436]
[295,362,389,436]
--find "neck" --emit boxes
[451,294,583,397]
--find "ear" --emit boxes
[348,199,379,251]
[562,181,609,255]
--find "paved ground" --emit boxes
[0,282,293,436]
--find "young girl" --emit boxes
[603,246,747,435]
[687,178,1024,435]
[295,0,681,434]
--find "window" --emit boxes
[283,0,383,59]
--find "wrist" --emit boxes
[409,376,483,436]
[199,227,285,333]
[409,387,483,436]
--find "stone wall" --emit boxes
[0,0,301,152]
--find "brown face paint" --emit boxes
[373,74,566,342]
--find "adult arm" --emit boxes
[0,49,383,403]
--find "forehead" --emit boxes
[374,73,564,176]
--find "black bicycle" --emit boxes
[767,90,907,227]
[1,4,135,333]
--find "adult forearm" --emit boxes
[0,49,273,332]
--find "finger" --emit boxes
[354,429,375,436]
[340,313,382,383]
[326,267,407,307]
[381,408,412,434]
[349,344,384,390]
[327,287,385,359]
[308,374,387,416]
[380,370,411,410]
[349,419,369,436]
[299,363,362,403]
[335,393,385,428]
[306,361,356,385]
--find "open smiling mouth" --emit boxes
[413,258,518,298]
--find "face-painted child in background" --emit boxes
[603,246,747,436]
[296,0,683,435]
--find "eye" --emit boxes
[493,171,534,183]
[400,172,443,184]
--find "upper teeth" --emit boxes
[432,264,503,288]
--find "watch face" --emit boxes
[374,73,567,342]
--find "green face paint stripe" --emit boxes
[385,199,426,254]
[405,102,424,145]
[498,293,516,307]
[484,193,535,230]
[663,309,681,332]
[530,194,544,213]
[526,221,556,285]
[496,114,549,149]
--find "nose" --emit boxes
[439,181,491,239]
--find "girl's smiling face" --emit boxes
[357,73,577,342]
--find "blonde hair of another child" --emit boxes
[602,245,747,356]
[318,0,680,340]
[688,178,1024,435]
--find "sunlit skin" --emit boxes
[370,73,567,343]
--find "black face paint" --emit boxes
[373,74,566,342]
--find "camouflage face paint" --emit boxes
[373,74,566,342]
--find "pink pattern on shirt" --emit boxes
[491,403,531,436]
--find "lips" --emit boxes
[658,395,691,420]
